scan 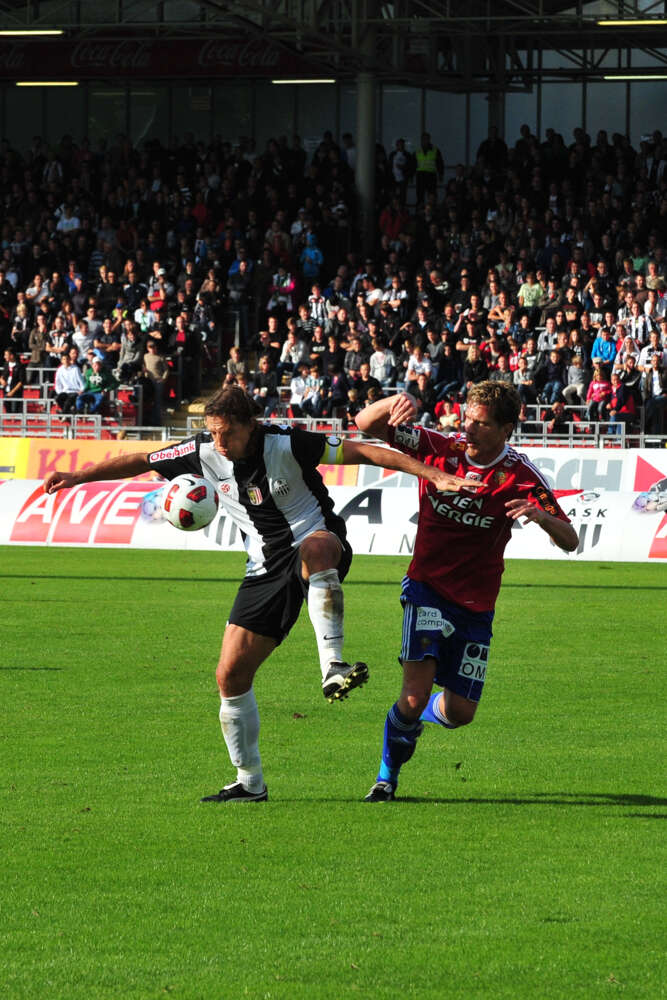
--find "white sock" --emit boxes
[434,693,461,729]
[219,688,264,792]
[307,568,344,679]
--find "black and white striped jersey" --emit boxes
[148,425,346,576]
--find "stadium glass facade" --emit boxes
[2,59,666,165]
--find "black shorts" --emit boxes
[227,538,353,644]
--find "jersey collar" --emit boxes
[464,443,509,469]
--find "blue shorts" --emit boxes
[399,577,494,703]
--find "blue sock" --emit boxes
[377,702,423,786]
[420,692,459,728]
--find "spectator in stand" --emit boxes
[266,264,296,320]
[114,325,144,384]
[0,347,25,412]
[489,354,513,387]
[388,144,414,205]
[562,355,588,406]
[288,361,309,416]
[45,315,71,369]
[26,313,48,383]
[517,271,543,322]
[414,132,444,205]
[308,324,328,367]
[602,371,637,435]
[639,329,667,371]
[513,354,538,405]
[356,362,382,404]
[142,339,169,425]
[618,354,642,407]
[344,335,367,382]
[461,344,488,399]
[251,355,279,418]
[412,371,437,425]
[405,344,432,388]
[300,235,324,284]
[613,334,641,372]
[433,342,462,401]
[540,349,567,404]
[226,346,248,383]
[585,363,612,422]
[345,386,361,423]
[10,301,30,352]
[227,258,253,350]
[301,363,327,418]
[76,356,117,414]
[590,326,617,367]
[94,316,121,369]
[435,397,461,431]
[641,353,667,434]
[369,337,396,388]
[54,351,85,413]
[545,400,570,435]
[277,329,308,380]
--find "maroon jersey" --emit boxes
[388,424,571,612]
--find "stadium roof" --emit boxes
[0,0,665,88]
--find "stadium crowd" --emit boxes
[0,124,666,436]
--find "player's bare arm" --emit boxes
[341,439,480,494]
[505,498,579,552]
[354,392,418,441]
[44,452,152,494]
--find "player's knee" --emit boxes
[403,689,431,715]
[216,659,251,697]
[300,533,340,575]
[216,660,229,693]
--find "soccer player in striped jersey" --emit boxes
[44,385,477,803]
[355,381,579,802]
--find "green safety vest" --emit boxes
[416,147,438,173]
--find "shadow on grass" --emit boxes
[0,666,63,671]
[355,791,667,808]
[1,574,666,594]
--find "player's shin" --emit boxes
[306,568,344,676]
[219,688,264,792]
[377,702,424,787]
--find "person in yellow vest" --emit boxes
[415,131,444,204]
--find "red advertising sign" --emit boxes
[0,36,315,79]
[8,480,156,545]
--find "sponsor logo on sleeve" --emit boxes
[149,440,197,464]
[395,424,420,450]
[532,484,559,516]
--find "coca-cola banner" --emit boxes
[0,36,315,79]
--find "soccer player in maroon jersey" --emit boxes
[356,381,578,801]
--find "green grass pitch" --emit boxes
[1,547,665,999]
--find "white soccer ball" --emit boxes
[162,474,219,531]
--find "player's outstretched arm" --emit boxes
[44,452,152,495]
[505,499,579,552]
[354,392,418,441]
[341,439,480,494]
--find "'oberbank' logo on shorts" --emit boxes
[458,642,489,682]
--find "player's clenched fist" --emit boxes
[388,392,417,426]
